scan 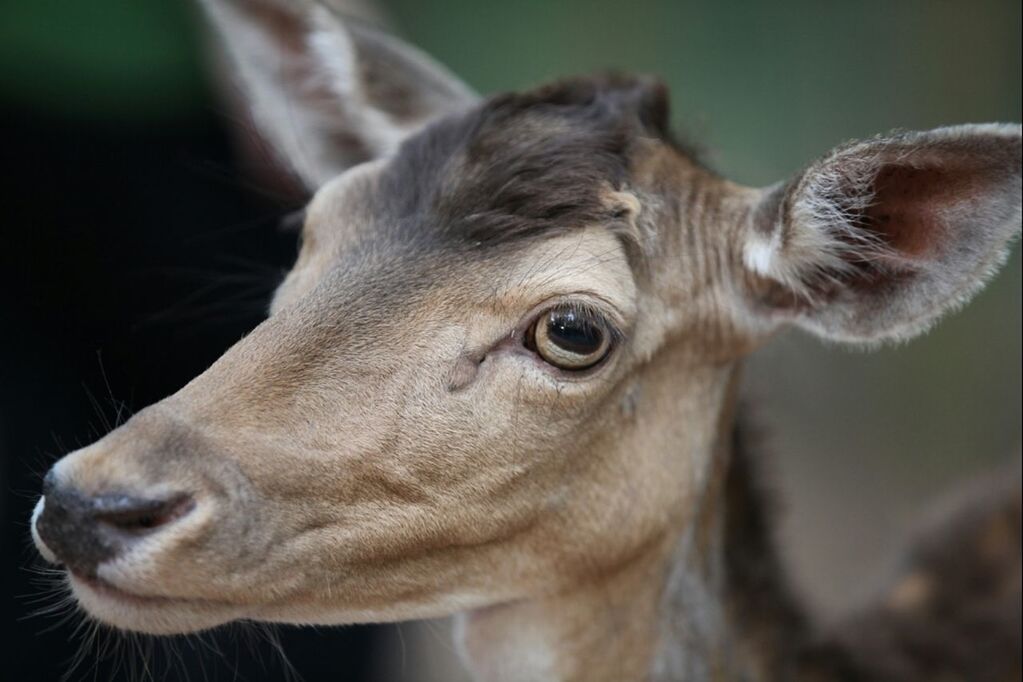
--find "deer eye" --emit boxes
[527,305,613,371]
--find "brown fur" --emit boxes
[800,463,1022,682]
[30,3,1022,680]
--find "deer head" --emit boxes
[31,1,1021,678]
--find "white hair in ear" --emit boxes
[744,123,1021,343]
[747,149,905,303]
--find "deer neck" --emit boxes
[455,530,678,682]
[454,361,803,681]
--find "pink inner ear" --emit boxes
[862,164,962,258]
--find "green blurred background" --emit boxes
[1,0,1019,679]
[3,0,1020,186]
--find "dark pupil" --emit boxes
[547,311,603,355]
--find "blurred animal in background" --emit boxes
[30,1,1022,680]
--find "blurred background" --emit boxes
[1,0,1019,680]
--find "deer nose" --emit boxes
[34,471,194,577]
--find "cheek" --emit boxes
[433,352,617,463]
[482,350,619,416]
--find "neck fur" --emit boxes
[650,404,810,681]
[452,374,1021,682]
[453,370,808,682]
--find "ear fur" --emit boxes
[744,124,1021,344]
[200,0,477,189]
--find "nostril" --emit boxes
[35,480,197,576]
[93,495,195,534]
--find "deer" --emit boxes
[29,1,1022,680]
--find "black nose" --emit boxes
[36,471,194,577]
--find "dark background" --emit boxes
[2,1,1020,680]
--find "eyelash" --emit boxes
[524,302,622,344]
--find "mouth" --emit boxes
[69,571,182,608]
[64,569,244,635]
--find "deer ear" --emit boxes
[200,0,477,189]
[743,124,1022,344]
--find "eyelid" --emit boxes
[540,300,625,348]
[540,293,628,337]
[479,292,629,355]
[515,295,628,357]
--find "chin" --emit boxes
[68,571,244,635]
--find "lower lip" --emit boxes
[70,572,175,606]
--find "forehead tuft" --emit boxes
[371,74,682,250]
